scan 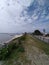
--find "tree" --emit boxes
[33,30,43,35]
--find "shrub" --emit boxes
[0,38,25,60]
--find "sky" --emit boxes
[0,0,49,33]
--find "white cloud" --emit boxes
[0,0,49,33]
[0,0,33,33]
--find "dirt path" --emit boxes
[23,35,49,65]
[1,34,49,65]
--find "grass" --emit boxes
[0,34,49,65]
[30,35,49,55]
[2,34,26,65]
[0,36,25,60]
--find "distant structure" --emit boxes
[33,30,43,36]
[43,29,46,36]
[45,34,49,37]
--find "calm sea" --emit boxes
[0,33,18,44]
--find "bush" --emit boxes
[20,33,27,41]
[17,45,25,52]
[0,38,25,60]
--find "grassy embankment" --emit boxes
[0,34,26,60]
[30,35,49,55]
[0,34,49,65]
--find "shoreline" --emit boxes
[0,34,23,47]
[5,34,23,43]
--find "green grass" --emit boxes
[2,35,26,65]
[0,36,25,60]
[31,35,49,55]
[0,34,49,65]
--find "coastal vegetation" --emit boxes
[0,33,49,65]
[32,30,43,35]
[0,35,25,60]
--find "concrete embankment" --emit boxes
[35,36,49,43]
[5,34,23,43]
[0,34,23,48]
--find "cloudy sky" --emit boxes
[0,0,49,33]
